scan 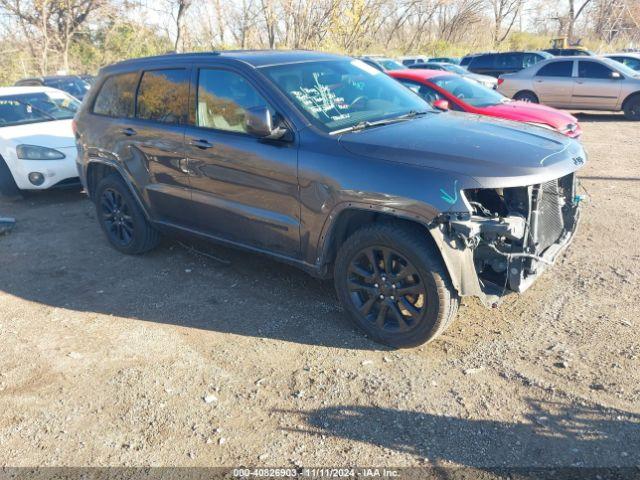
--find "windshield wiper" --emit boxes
[332,110,429,134]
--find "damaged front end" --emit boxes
[430,173,582,306]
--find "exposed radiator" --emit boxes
[535,179,566,253]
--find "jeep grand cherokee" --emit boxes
[74,50,586,348]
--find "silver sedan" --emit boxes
[497,56,640,119]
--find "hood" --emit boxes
[0,119,75,149]
[338,111,586,189]
[480,101,577,131]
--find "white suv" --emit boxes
[0,86,80,197]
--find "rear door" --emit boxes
[532,60,575,107]
[127,67,197,227]
[182,65,300,256]
[572,60,622,109]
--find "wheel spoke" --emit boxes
[348,279,377,296]
[396,284,423,297]
[349,263,375,282]
[382,248,394,275]
[394,263,418,282]
[400,297,421,319]
[359,296,377,316]
[364,248,380,277]
[375,302,389,328]
[389,302,410,332]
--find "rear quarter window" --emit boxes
[93,72,139,118]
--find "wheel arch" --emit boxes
[513,89,539,102]
[86,159,151,220]
[621,91,640,110]
[315,204,483,300]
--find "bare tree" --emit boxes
[487,0,523,45]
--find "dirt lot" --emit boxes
[0,114,639,473]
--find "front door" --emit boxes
[532,60,575,107]
[183,66,300,257]
[572,61,622,109]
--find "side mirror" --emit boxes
[611,71,623,80]
[245,106,287,140]
[433,99,450,111]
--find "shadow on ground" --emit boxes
[280,399,640,474]
[0,190,390,351]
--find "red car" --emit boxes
[388,69,582,138]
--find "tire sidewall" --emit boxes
[335,228,448,348]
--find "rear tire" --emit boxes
[623,95,640,120]
[513,91,539,103]
[0,157,21,199]
[94,173,160,254]
[334,223,459,348]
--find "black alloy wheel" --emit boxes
[347,246,426,334]
[334,223,459,348]
[100,187,134,247]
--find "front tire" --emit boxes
[334,223,459,348]
[0,157,21,199]
[623,95,640,120]
[513,91,539,103]
[94,174,160,254]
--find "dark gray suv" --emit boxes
[74,50,586,348]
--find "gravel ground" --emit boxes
[0,113,639,474]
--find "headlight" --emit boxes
[16,145,66,160]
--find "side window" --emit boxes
[578,61,614,79]
[93,72,139,118]
[496,53,520,70]
[536,61,573,77]
[470,55,495,69]
[136,69,189,124]
[197,69,271,134]
[399,79,443,105]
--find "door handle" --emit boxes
[189,138,214,149]
[120,127,137,136]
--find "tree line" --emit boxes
[0,0,638,85]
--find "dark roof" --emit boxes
[108,50,346,71]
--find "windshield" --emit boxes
[46,77,90,98]
[0,90,81,127]
[379,59,405,71]
[601,57,640,77]
[261,59,431,133]
[431,74,506,107]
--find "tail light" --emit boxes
[497,77,504,86]
[71,119,78,136]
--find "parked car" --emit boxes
[0,87,81,197]
[604,53,640,72]
[464,51,552,78]
[408,62,498,89]
[15,75,91,100]
[390,69,582,138]
[497,56,640,119]
[544,48,594,56]
[358,56,406,72]
[429,57,461,65]
[399,55,429,66]
[74,51,586,348]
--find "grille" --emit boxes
[535,179,566,253]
